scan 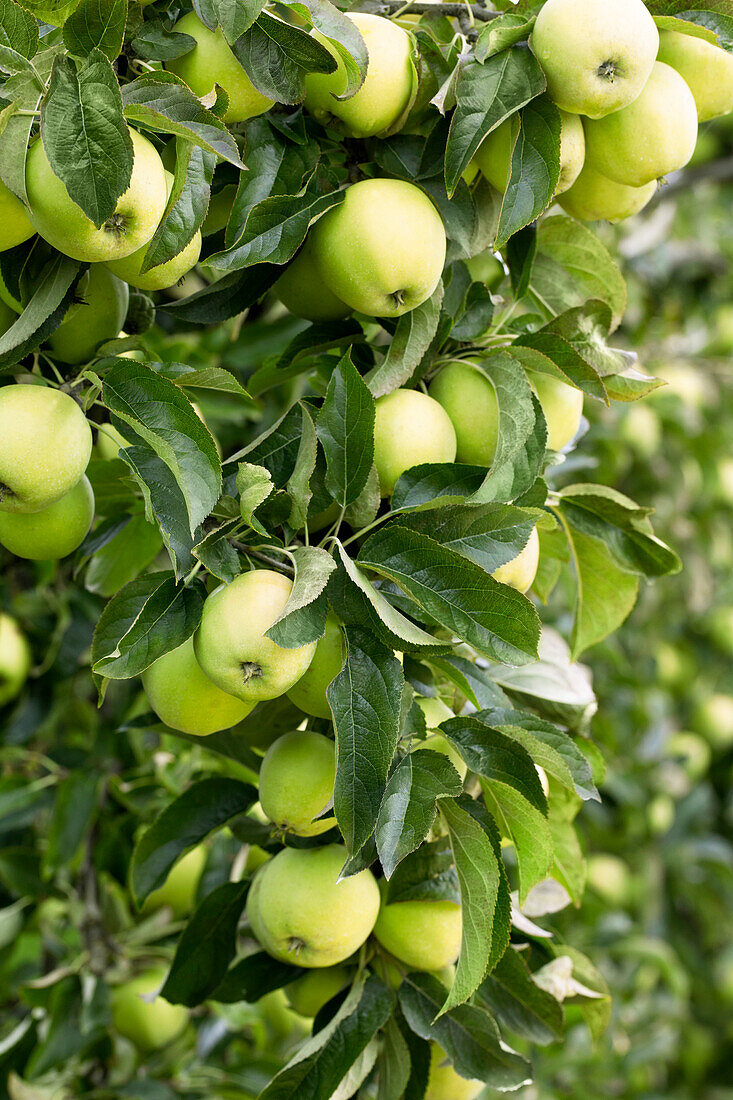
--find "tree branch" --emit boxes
[356,0,500,22]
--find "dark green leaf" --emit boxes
[161,881,250,1006]
[141,140,215,273]
[317,352,375,508]
[496,96,561,250]
[234,12,337,106]
[211,951,301,1004]
[63,0,127,60]
[477,946,564,1045]
[365,282,444,398]
[266,547,334,647]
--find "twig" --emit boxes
[356,0,499,21]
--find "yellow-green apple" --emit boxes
[0,613,32,707]
[111,965,188,1051]
[527,370,584,451]
[285,965,352,1017]
[194,569,316,703]
[304,13,417,138]
[141,844,206,918]
[0,474,94,560]
[559,162,657,222]
[586,853,632,906]
[492,527,540,593]
[0,178,34,251]
[426,1043,484,1100]
[474,109,585,196]
[658,29,733,121]
[95,423,129,461]
[693,693,733,750]
[258,730,336,836]
[246,844,380,967]
[584,62,698,186]
[373,388,457,496]
[45,266,129,365]
[286,613,345,718]
[167,12,274,123]
[428,359,497,466]
[142,635,253,735]
[274,237,351,322]
[415,696,467,780]
[310,179,446,318]
[0,385,92,513]
[668,731,711,782]
[531,0,659,118]
[26,129,168,263]
[465,251,504,289]
[373,883,462,970]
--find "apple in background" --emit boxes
[310,179,446,318]
[559,162,657,223]
[167,12,274,123]
[586,853,633,907]
[141,844,206,918]
[0,613,32,708]
[95,423,129,461]
[527,370,584,451]
[45,266,129,365]
[428,359,497,467]
[0,178,34,252]
[202,184,237,236]
[658,30,733,122]
[373,388,457,496]
[111,966,188,1052]
[142,635,253,736]
[286,613,345,718]
[194,569,316,703]
[584,63,698,187]
[693,693,733,750]
[425,1043,484,1100]
[474,109,585,197]
[531,0,659,119]
[26,129,168,263]
[492,527,540,593]
[274,237,352,323]
[0,474,94,560]
[0,385,92,513]
[373,883,462,971]
[285,965,352,1018]
[246,844,380,967]
[465,251,504,289]
[304,13,417,138]
[258,730,336,837]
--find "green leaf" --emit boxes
[43,772,99,874]
[285,0,368,98]
[532,215,626,331]
[477,946,565,1045]
[391,463,488,512]
[237,462,274,530]
[511,337,606,403]
[233,12,337,106]
[396,502,539,574]
[130,22,197,61]
[159,263,279,323]
[674,9,733,48]
[496,96,561,250]
[365,282,444,398]
[141,140,214,274]
[161,881,250,1006]
[548,801,585,905]
[475,12,535,61]
[84,513,163,597]
[482,778,554,904]
[197,0,264,44]
[430,654,510,711]
[0,252,81,371]
[0,0,38,59]
[63,0,126,60]
[266,546,335,648]
[232,402,304,488]
[152,360,251,398]
[287,403,318,529]
[376,1017,412,1100]
[211,952,301,1004]
[317,352,375,508]
[440,716,547,814]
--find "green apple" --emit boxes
[111,965,188,1052]
[586,853,632,906]
[95,423,129,461]
[141,844,206,918]
[668,732,711,783]
[492,527,540,593]
[693,693,733,750]
[0,178,34,252]
[709,606,733,658]
[559,162,657,222]
[285,965,352,1017]
[45,266,129,365]
[584,62,698,187]
[194,569,317,703]
[246,844,380,967]
[373,388,457,496]
[373,883,462,971]
[310,179,446,318]
[428,359,497,466]
[0,385,92,514]
[465,251,504,289]
[142,635,253,736]
[286,613,345,718]
[274,236,351,322]
[426,1043,484,1100]
[26,128,168,263]
[415,696,467,780]
[167,12,274,124]
[0,613,32,708]
[527,370,584,451]
[474,109,585,197]
[0,474,94,560]
[259,730,336,837]
[531,0,659,119]
[658,29,733,122]
[202,184,236,236]
[304,13,417,138]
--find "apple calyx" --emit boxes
[241,660,263,684]
[103,212,129,239]
[288,936,307,955]
[597,59,622,82]
[0,482,16,505]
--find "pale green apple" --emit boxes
[693,693,733,750]
[584,62,698,187]
[465,251,504,289]
[531,0,659,118]
[45,266,129,365]
[0,385,92,513]
[142,844,206,918]
[274,237,351,323]
[286,613,345,718]
[285,965,352,1017]
[304,13,417,138]
[559,162,657,222]
[142,635,253,736]
[259,730,336,837]
[586,853,632,906]
[373,388,457,496]
[426,1043,484,1100]
[0,613,32,707]
[373,883,462,971]
[95,423,129,461]
[668,732,711,782]
[492,527,540,593]
[527,370,584,451]
[0,474,94,560]
[194,569,317,703]
[428,359,497,466]
[310,179,446,318]
[111,966,188,1052]
[415,696,467,780]
[246,844,380,967]
[167,12,274,123]
[26,128,168,263]
[0,178,34,251]
[474,109,585,196]
[658,29,733,122]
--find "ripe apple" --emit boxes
[465,251,504,289]
[0,178,34,252]
[0,385,92,514]
[527,370,584,451]
[141,843,206,918]
[693,693,733,750]
[286,613,345,718]
[0,298,15,337]
[426,1043,484,1100]
[559,162,657,222]
[95,423,129,461]
[45,266,129,365]
[0,474,94,560]
[531,0,659,119]
[474,109,585,197]
[194,569,317,703]
[658,30,733,122]
[309,179,446,318]
[111,965,188,1052]
[492,527,540,593]
[167,12,274,124]
[274,237,352,322]
[246,844,380,967]
[428,359,497,466]
[142,635,253,736]
[0,613,32,708]
[373,388,457,496]
[259,730,336,837]
[415,696,467,780]
[26,128,168,263]
[304,13,417,138]
[584,62,698,187]
[285,965,352,1017]
[373,883,462,971]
